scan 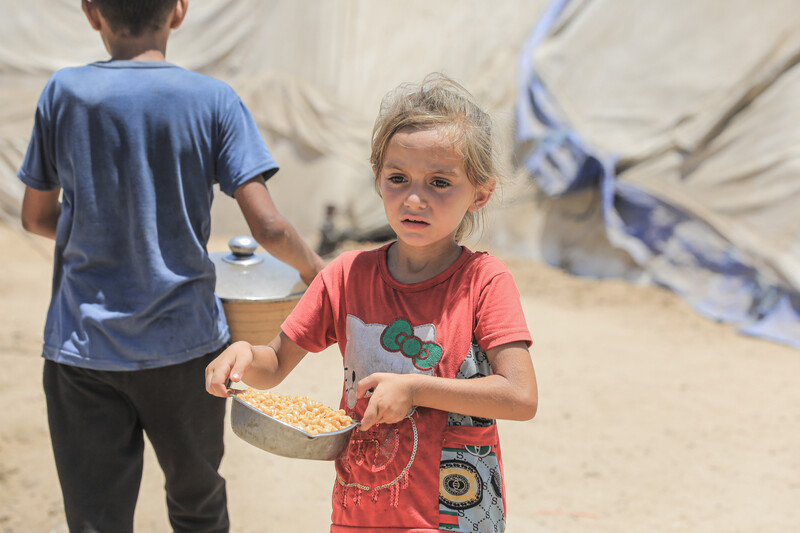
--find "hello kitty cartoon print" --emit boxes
[343,315,439,409]
[337,315,442,512]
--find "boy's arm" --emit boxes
[356,341,538,430]
[234,176,326,285]
[21,186,61,240]
[205,332,309,397]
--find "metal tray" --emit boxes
[230,394,357,461]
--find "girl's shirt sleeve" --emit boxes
[473,264,533,352]
[280,255,342,353]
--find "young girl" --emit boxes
[206,74,538,533]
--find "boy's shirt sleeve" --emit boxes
[17,82,59,191]
[215,95,279,197]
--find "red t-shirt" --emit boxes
[282,244,532,532]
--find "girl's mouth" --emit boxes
[401,217,429,229]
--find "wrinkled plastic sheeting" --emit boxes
[515,0,800,349]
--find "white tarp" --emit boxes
[0,0,548,238]
[514,0,800,347]
[3,0,799,348]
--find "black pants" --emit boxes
[44,348,229,533]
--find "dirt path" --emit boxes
[2,223,798,532]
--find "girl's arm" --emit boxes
[356,341,537,431]
[205,332,309,397]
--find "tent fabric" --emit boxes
[0,0,548,238]
[3,1,798,349]
[515,0,800,348]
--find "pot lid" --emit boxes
[210,235,306,302]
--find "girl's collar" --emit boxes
[377,242,473,291]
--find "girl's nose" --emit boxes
[403,185,426,209]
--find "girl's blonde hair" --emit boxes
[370,73,500,242]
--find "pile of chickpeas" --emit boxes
[235,388,355,435]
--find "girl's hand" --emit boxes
[205,341,255,397]
[356,372,415,431]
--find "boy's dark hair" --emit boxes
[90,0,178,36]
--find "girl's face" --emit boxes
[376,127,492,254]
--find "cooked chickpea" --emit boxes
[235,388,355,435]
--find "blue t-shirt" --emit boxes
[17,60,278,371]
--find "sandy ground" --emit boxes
[2,221,799,533]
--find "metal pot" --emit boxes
[230,394,356,460]
[211,235,306,346]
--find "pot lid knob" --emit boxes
[223,235,263,266]
[229,235,258,256]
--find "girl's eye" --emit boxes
[387,175,406,184]
[431,178,450,189]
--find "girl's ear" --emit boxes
[468,182,495,212]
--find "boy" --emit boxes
[17,1,325,531]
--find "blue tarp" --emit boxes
[515,0,800,349]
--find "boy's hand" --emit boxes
[356,373,414,431]
[205,341,255,397]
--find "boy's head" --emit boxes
[85,0,181,37]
